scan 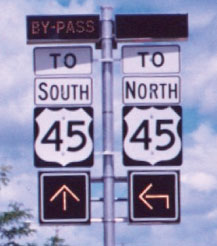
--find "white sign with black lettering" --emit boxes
[123,76,180,104]
[123,106,182,166]
[122,45,180,74]
[34,107,93,167]
[34,46,92,75]
[35,77,92,105]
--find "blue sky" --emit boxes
[0,0,217,245]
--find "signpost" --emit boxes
[39,172,90,224]
[27,6,188,246]
[129,171,180,223]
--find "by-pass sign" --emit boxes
[27,15,100,43]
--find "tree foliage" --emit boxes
[0,165,11,189]
[0,166,68,246]
[44,231,68,246]
[0,202,36,246]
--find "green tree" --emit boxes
[44,230,68,246]
[0,166,37,246]
[0,202,36,246]
[0,165,11,189]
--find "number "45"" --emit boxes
[42,121,87,152]
[123,106,182,166]
[34,107,93,167]
[131,119,175,151]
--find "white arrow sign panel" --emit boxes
[122,45,180,74]
[34,46,92,75]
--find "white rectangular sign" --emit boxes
[34,46,92,76]
[122,45,180,74]
[35,77,92,105]
[123,76,180,104]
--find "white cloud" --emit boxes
[190,9,217,29]
[0,172,37,212]
[183,123,217,174]
[182,172,217,192]
[181,123,217,211]
[182,51,217,113]
[207,209,217,220]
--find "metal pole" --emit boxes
[101,6,115,246]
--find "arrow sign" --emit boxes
[129,171,180,223]
[39,172,90,224]
[138,183,170,210]
[49,184,80,211]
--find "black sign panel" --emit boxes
[39,172,90,224]
[129,171,180,223]
[115,14,188,41]
[27,15,100,43]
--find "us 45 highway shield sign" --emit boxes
[34,107,93,167]
[123,106,182,166]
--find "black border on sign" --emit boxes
[128,170,180,224]
[122,106,182,166]
[34,77,93,106]
[121,45,181,75]
[38,171,90,224]
[33,46,93,76]
[34,107,94,168]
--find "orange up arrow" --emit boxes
[138,183,170,210]
[49,185,80,211]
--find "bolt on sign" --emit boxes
[129,171,180,223]
[26,15,100,44]
[39,172,90,224]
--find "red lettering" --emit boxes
[86,20,95,33]
[56,21,65,34]
[66,21,75,33]
[41,21,50,34]
[76,20,85,33]
[31,21,40,35]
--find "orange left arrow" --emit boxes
[138,183,170,210]
[49,184,80,211]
